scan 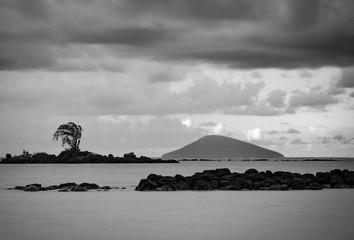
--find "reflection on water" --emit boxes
[1,161,354,240]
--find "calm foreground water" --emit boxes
[1,160,354,240]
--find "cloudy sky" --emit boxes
[1,0,354,157]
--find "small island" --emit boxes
[1,122,177,164]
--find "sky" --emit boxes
[0,0,354,158]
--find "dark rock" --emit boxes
[157,176,176,187]
[135,179,157,191]
[174,174,186,182]
[245,168,258,174]
[342,171,354,185]
[135,168,354,191]
[156,185,174,191]
[26,183,42,188]
[58,189,70,192]
[305,182,322,190]
[45,185,59,191]
[15,186,25,190]
[334,183,350,189]
[59,182,77,189]
[215,168,231,177]
[147,173,162,182]
[316,172,330,184]
[101,186,112,190]
[288,178,305,190]
[330,169,342,176]
[193,180,211,190]
[241,179,253,190]
[173,181,190,190]
[71,186,88,192]
[220,185,236,190]
[270,184,289,190]
[219,180,231,188]
[210,180,219,189]
[24,185,40,192]
[330,175,344,187]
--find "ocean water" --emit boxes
[1,160,354,240]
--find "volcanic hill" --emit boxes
[162,135,284,159]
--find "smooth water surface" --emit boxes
[1,161,354,240]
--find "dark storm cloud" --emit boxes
[70,27,173,46]
[1,0,354,70]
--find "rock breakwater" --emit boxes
[135,168,354,191]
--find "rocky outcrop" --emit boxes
[8,182,118,192]
[135,168,354,191]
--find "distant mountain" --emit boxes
[162,135,284,159]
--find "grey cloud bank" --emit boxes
[1,0,354,70]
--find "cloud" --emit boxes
[291,138,309,145]
[351,92,354,98]
[298,69,313,78]
[200,122,217,127]
[250,71,262,79]
[338,68,354,88]
[286,128,301,134]
[246,128,264,141]
[1,0,354,70]
[266,89,287,108]
[268,130,278,134]
[212,123,225,135]
[0,74,269,116]
[333,134,345,141]
[182,118,193,129]
[289,87,339,109]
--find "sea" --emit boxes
[1,159,354,240]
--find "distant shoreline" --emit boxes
[0,151,178,164]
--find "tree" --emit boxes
[53,122,83,151]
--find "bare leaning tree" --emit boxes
[53,122,83,152]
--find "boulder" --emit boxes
[45,185,59,191]
[245,168,258,175]
[193,180,211,190]
[24,185,40,192]
[156,185,174,191]
[330,175,344,187]
[210,180,219,189]
[59,182,77,189]
[157,176,176,187]
[101,186,112,190]
[135,179,157,191]
[71,186,88,192]
[305,182,322,190]
[26,183,42,188]
[288,178,305,190]
[316,172,330,184]
[58,189,70,192]
[173,181,190,190]
[215,168,231,177]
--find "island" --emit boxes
[162,135,284,159]
[1,151,178,164]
